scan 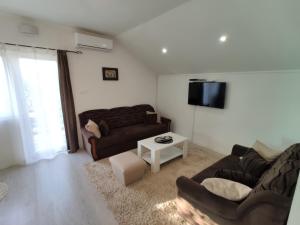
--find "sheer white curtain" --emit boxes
[0,45,67,166]
[0,50,25,169]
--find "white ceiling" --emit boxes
[1,0,299,74]
[118,0,300,74]
[0,0,188,35]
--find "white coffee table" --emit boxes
[137,132,188,173]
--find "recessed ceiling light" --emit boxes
[219,35,228,43]
[161,48,168,54]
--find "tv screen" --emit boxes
[188,82,226,108]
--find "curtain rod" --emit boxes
[0,42,82,54]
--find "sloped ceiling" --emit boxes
[1,0,299,74]
[118,0,300,74]
[0,0,188,35]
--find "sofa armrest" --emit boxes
[231,144,249,157]
[81,127,99,160]
[176,176,238,219]
[237,191,291,216]
[237,191,292,224]
[81,127,96,142]
[161,116,171,131]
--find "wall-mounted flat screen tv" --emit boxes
[188,81,226,109]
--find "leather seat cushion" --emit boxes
[96,123,168,149]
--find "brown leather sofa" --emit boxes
[79,104,171,160]
[176,144,300,225]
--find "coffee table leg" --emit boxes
[137,143,142,158]
[183,140,188,158]
[151,150,160,173]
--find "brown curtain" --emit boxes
[57,50,79,153]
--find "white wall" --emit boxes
[0,12,157,169]
[157,71,300,154]
[69,44,157,147]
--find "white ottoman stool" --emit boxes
[109,151,146,186]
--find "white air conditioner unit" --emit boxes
[75,32,113,51]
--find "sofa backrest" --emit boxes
[78,104,155,129]
[251,144,300,198]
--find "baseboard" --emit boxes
[188,141,225,159]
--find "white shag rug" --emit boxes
[0,182,8,201]
[86,145,221,225]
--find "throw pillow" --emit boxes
[146,111,161,123]
[85,119,101,138]
[253,140,281,162]
[98,120,110,136]
[240,148,270,177]
[144,113,157,124]
[215,169,259,188]
[201,178,252,201]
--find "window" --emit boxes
[18,57,67,157]
[0,48,67,164]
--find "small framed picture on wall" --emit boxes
[102,67,118,81]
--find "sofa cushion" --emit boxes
[78,104,155,129]
[105,112,146,129]
[215,169,259,188]
[240,148,270,177]
[96,128,129,149]
[192,155,242,183]
[124,123,168,140]
[96,123,168,150]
